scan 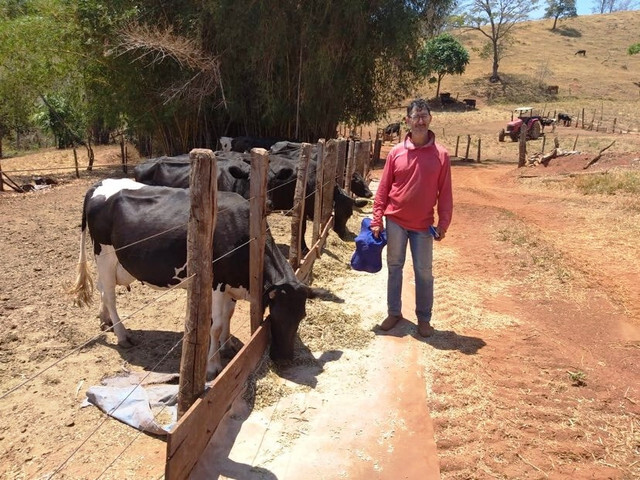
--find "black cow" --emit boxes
[72,179,333,378]
[134,153,252,199]
[383,123,401,136]
[269,141,372,199]
[230,136,285,153]
[557,113,572,127]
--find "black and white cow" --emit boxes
[72,178,333,378]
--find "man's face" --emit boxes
[406,108,431,133]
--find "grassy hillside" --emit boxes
[422,11,640,103]
[375,12,640,161]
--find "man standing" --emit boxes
[371,99,453,337]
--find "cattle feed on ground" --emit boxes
[71,179,335,378]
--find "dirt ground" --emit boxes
[0,137,639,479]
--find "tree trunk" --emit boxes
[491,42,500,82]
[552,15,559,30]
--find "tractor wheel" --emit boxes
[529,121,542,140]
[510,132,519,142]
[498,129,505,142]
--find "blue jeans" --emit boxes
[386,218,434,324]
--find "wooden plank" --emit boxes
[178,149,217,418]
[289,143,312,270]
[249,148,269,334]
[321,140,338,225]
[295,215,333,282]
[166,319,271,480]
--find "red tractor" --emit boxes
[498,107,545,142]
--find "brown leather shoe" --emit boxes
[418,322,435,338]
[379,314,403,331]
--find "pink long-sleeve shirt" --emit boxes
[371,131,453,233]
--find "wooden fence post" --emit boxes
[336,139,347,188]
[73,147,80,179]
[312,140,325,247]
[541,135,546,154]
[372,137,382,170]
[360,140,372,180]
[612,118,617,133]
[0,159,4,191]
[120,134,127,174]
[249,148,269,334]
[518,124,528,168]
[573,135,579,151]
[345,140,356,195]
[476,138,481,163]
[581,108,585,129]
[178,148,217,418]
[464,135,471,160]
[289,143,312,270]
[454,136,460,157]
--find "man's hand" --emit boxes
[371,225,382,239]
[435,226,446,241]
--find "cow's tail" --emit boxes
[69,215,94,307]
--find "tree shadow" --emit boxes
[373,318,486,355]
[554,26,581,38]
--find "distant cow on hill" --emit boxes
[557,113,572,126]
[575,50,586,56]
[546,85,559,95]
[463,99,476,109]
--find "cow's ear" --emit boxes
[275,168,294,181]
[354,199,368,208]
[228,165,249,179]
[306,286,343,303]
[266,285,288,301]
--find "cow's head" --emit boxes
[265,284,339,361]
[219,136,233,152]
[265,283,309,360]
[350,172,373,198]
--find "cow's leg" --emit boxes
[94,245,135,348]
[207,287,232,379]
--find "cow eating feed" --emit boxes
[71,179,333,378]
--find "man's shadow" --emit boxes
[373,318,486,354]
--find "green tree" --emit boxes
[459,0,537,82]
[417,33,470,98]
[629,43,640,55]
[0,0,88,155]
[544,0,577,30]
[73,1,454,154]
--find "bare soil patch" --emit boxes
[1,138,639,479]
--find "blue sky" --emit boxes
[529,0,599,20]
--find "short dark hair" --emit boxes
[407,98,431,116]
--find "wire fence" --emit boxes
[0,146,353,479]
